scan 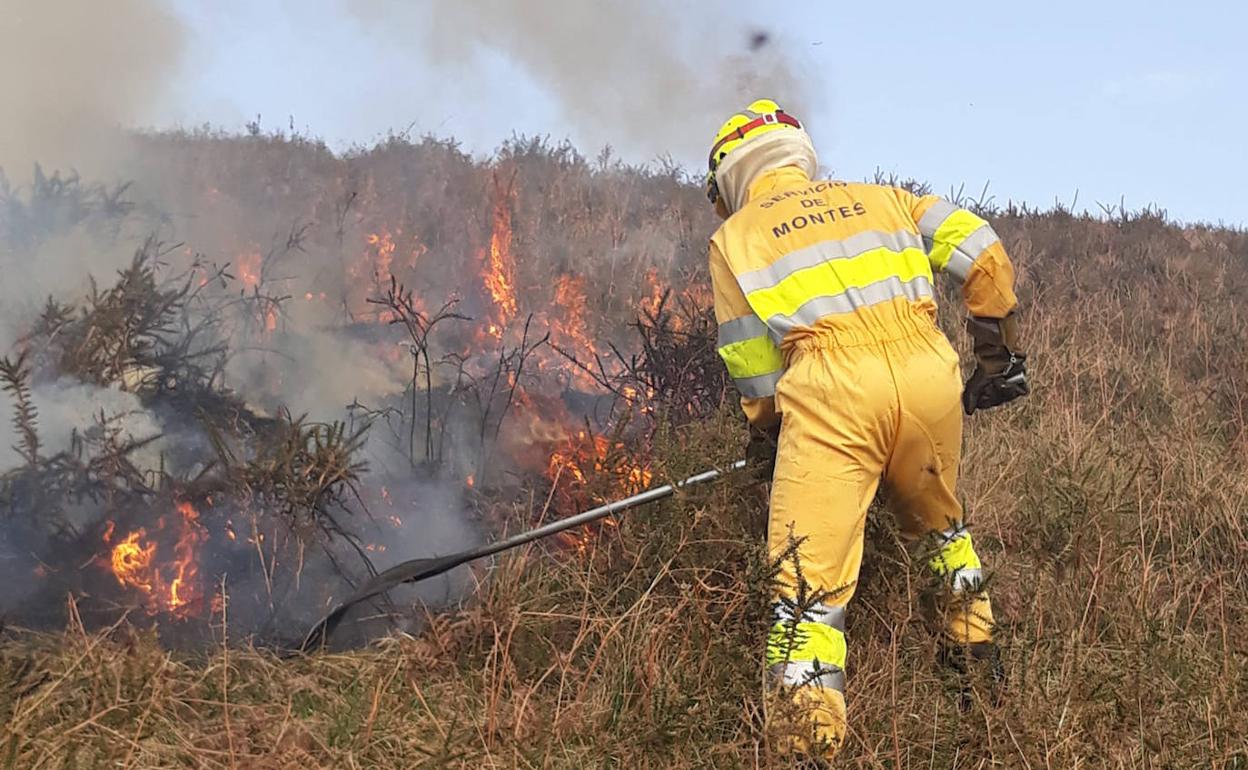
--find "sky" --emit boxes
[153,1,1246,225]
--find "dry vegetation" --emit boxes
[2,132,1248,768]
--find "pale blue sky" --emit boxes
[165,1,1245,225]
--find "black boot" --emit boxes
[939,640,1005,711]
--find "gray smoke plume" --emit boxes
[344,0,810,162]
[0,0,186,179]
[0,378,163,472]
[0,0,186,348]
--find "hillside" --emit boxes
[2,130,1247,768]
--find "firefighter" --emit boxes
[706,99,1027,761]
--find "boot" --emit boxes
[770,685,847,765]
[939,640,1005,711]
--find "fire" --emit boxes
[366,231,397,280]
[167,501,206,613]
[545,431,651,550]
[408,239,429,269]
[236,248,263,290]
[111,530,155,594]
[547,445,588,487]
[548,274,603,388]
[546,431,653,504]
[231,246,278,331]
[364,228,425,283]
[481,191,517,338]
[640,267,665,317]
[104,499,209,618]
[638,266,710,332]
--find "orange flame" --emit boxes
[481,192,517,338]
[232,246,278,331]
[105,500,208,618]
[366,231,397,280]
[408,238,429,269]
[237,249,263,290]
[167,501,206,613]
[638,268,709,333]
[514,272,608,391]
[546,431,651,550]
[111,529,156,594]
[551,276,593,342]
[640,267,665,318]
[546,431,653,506]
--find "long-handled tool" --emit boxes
[301,459,747,651]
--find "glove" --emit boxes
[962,313,1029,416]
[962,355,1028,415]
[745,422,780,483]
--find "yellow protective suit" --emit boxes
[710,165,1018,755]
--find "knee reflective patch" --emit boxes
[928,526,983,592]
[766,602,847,692]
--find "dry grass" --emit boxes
[3,137,1248,768]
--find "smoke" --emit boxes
[344,0,810,162]
[0,378,163,472]
[312,478,479,649]
[0,0,186,179]
[0,0,185,352]
[0,222,155,355]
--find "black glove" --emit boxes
[963,353,1028,415]
[963,314,1029,416]
[745,422,780,483]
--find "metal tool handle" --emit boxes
[301,459,747,650]
[462,458,747,563]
